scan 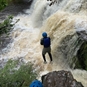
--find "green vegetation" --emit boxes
[0,59,37,87]
[0,15,19,35]
[0,0,26,11]
[0,0,12,11]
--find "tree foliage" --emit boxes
[0,15,19,35]
[0,0,12,11]
[0,59,37,87]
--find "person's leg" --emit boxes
[47,47,53,62]
[48,52,52,61]
[42,54,46,62]
[42,48,47,63]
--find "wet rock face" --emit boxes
[42,70,84,87]
[76,30,87,41]
[0,34,12,50]
[0,0,33,19]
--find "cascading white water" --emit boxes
[0,0,87,86]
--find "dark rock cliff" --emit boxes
[42,70,84,87]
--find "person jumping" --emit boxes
[40,32,53,64]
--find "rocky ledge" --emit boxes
[42,70,84,87]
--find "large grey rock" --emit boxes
[42,70,84,87]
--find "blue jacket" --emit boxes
[40,37,51,48]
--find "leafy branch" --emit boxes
[0,15,20,35]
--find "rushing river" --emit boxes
[0,0,87,86]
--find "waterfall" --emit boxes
[0,0,87,86]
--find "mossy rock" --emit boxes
[74,42,87,71]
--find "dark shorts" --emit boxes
[42,46,51,55]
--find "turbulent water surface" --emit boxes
[0,0,87,86]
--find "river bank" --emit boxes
[0,1,32,50]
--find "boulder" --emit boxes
[42,70,84,87]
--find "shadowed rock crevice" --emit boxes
[74,31,87,70]
[76,42,87,70]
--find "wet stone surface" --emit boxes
[42,70,84,87]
